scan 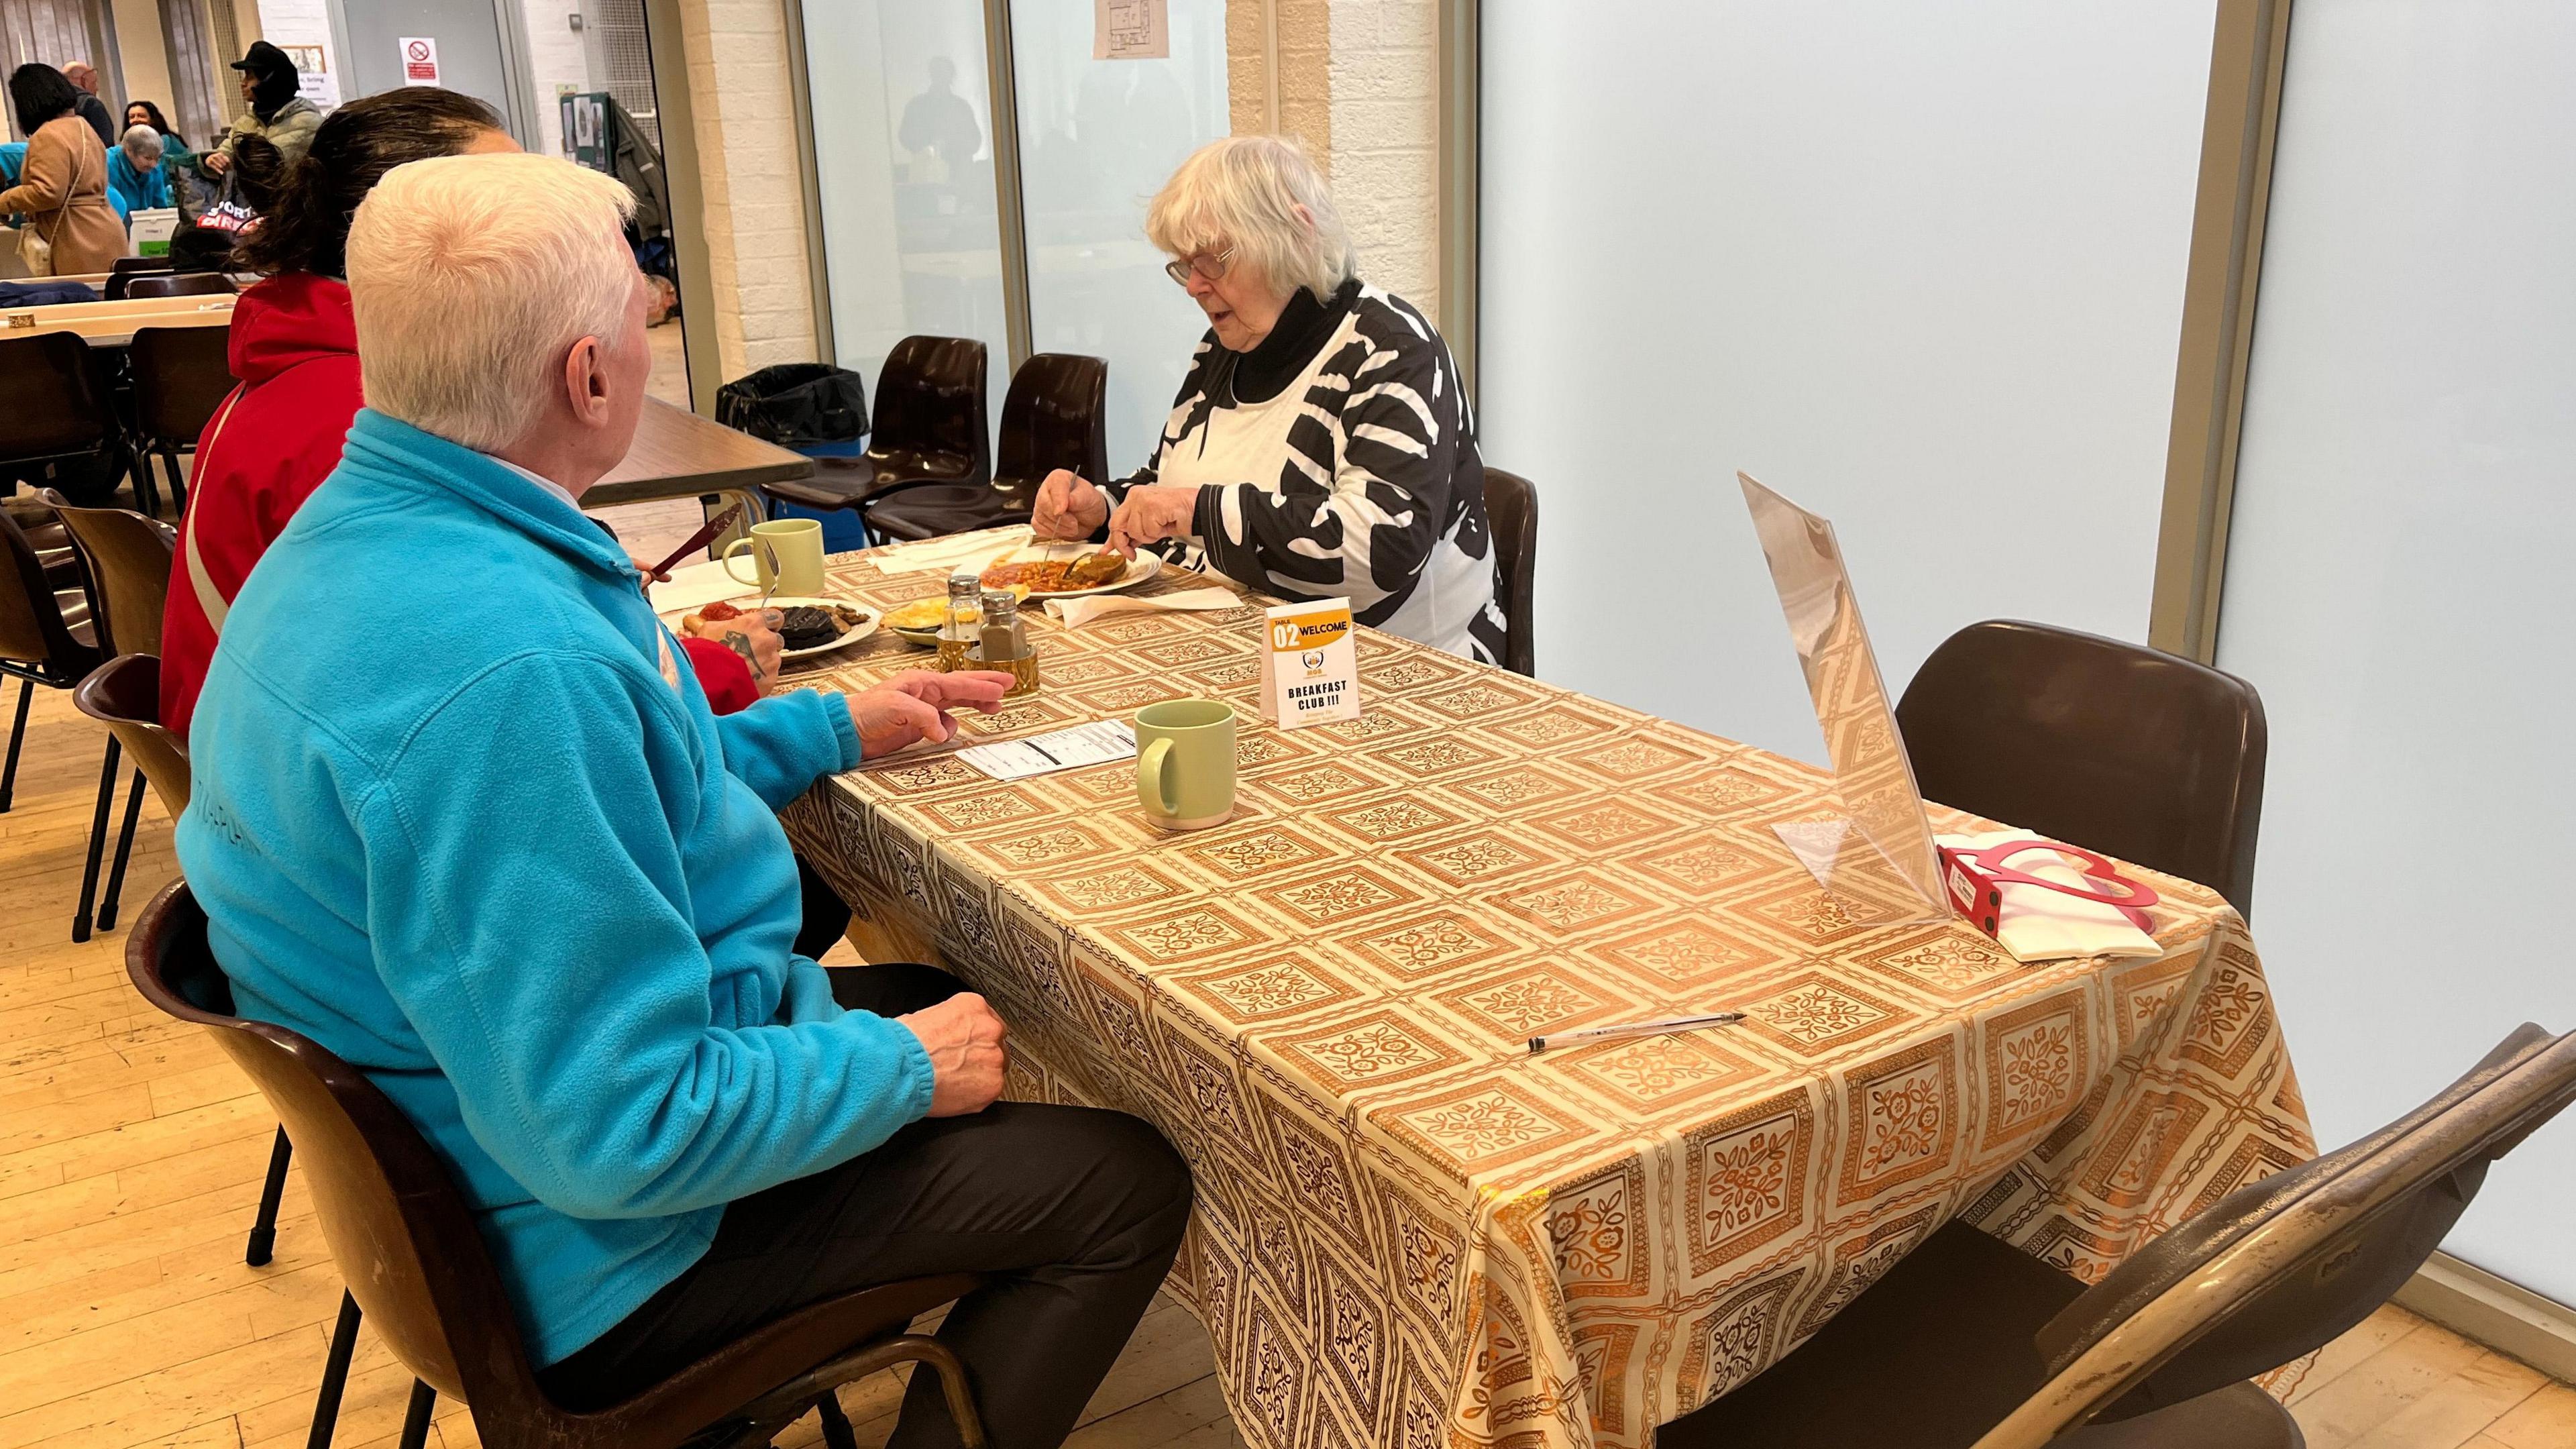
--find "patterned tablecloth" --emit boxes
[767,542,2316,1449]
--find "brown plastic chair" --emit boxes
[123,272,239,301]
[1894,621,2267,916]
[127,881,991,1449]
[0,332,129,506]
[41,491,174,937]
[862,353,1108,545]
[1662,1021,2576,1448]
[126,325,237,517]
[0,506,104,813]
[113,255,176,274]
[103,263,176,301]
[761,336,991,537]
[1483,467,1538,678]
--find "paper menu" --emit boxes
[1256,598,1362,728]
[957,720,1138,781]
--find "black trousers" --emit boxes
[794,854,853,959]
[538,963,1193,1449]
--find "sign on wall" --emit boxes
[399,36,440,86]
[1093,0,1168,60]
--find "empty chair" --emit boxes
[126,882,992,1449]
[0,332,129,508]
[863,352,1108,544]
[123,272,238,301]
[1895,621,2267,915]
[761,335,991,532]
[1660,1021,2576,1448]
[0,508,105,823]
[42,492,174,938]
[103,264,176,301]
[1483,467,1539,678]
[125,325,237,517]
[113,255,175,274]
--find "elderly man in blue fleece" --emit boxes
[174,152,1190,1449]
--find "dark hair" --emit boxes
[123,99,186,149]
[8,64,82,138]
[231,87,504,279]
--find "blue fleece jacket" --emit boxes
[174,409,935,1364]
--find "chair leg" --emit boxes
[0,677,32,813]
[72,734,121,943]
[163,447,189,516]
[814,1391,859,1449]
[910,1339,987,1449]
[307,1291,362,1449]
[396,1380,436,1449]
[94,768,146,932]
[129,445,159,519]
[247,1126,292,1265]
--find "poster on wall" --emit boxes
[282,46,340,110]
[1093,0,1169,60]
[400,37,441,87]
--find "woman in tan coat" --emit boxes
[5,64,125,276]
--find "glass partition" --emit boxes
[1005,0,1230,473]
[797,0,1012,412]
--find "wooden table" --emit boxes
[587,398,812,532]
[774,533,2318,1449]
[1,292,233,346]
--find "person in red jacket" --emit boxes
[159,87,837,941]
[161,86,777,735]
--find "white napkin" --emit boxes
[868,526,1033,576]
[1935,830,2165,963]
[1044,587,1242,628]
[647,557,759,616]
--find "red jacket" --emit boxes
[160,274,755,738]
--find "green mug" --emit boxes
[722,518,826,594]
[1136,699,1238,832]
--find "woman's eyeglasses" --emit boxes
[1163,247,1237,287]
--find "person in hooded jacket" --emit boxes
[199,41,321,178]
[159,84,853,950]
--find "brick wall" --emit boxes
[674,0,816,380]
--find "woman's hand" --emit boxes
[846,670,1014,755]
[1106,484,1201,559]
[695,608,784,694]
[1031,469,1109,540]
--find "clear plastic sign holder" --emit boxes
[1739,472,1949,925]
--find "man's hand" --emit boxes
[1106,483,1201,559]
[629,551,672,586]
[203,150,230,175]
[696,608,784,694]
[847,670,1013,755]
[896,992,1008,1117]
[1032,468,1110,540]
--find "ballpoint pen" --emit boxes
[1527,1012,1746,1055]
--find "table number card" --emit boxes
[1257,598,1362,728]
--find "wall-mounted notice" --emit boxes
[399,37,440,87]
[1093,0,1168,60]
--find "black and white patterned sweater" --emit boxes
[1101,279,1505,663]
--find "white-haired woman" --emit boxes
[1032,135,1503,662]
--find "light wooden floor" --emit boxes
[1,682,2568,1448]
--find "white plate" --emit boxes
[975,545,1163,599]
[666,596,879,660]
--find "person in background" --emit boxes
[58,61,116,148]
[1,64,124,276]
[1029,134,1504,661]
[123,99,198,198]
[178,149,1187,1449]
[200,41,319,178]
[107,125,173,219]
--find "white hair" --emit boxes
[1144,134,1354,301]
[345,153,639,452]
[120,125,162,167]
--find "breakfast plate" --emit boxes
[976,545,1163,600]
[670,596,878,659]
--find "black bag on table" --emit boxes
[715,363,869,448]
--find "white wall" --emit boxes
[2216,2,2576,1306]
[1480,2,2217,764]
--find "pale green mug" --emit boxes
[722,518,826,594]
[1136,699,1237,831]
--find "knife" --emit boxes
[643,502,745,582]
